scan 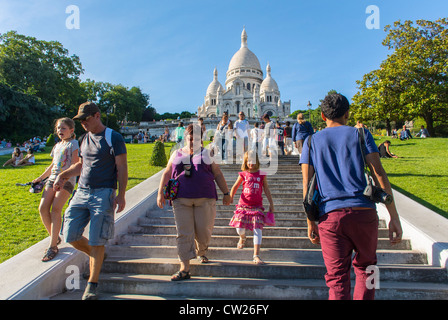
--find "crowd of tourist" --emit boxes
[6,95,434,301]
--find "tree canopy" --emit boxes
[0,31,195,143]
[351,18,448,136]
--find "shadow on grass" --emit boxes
[388,173,447,179]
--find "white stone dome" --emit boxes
[206,67,224,95]
[227,29,261,72]
[260,63,279,92]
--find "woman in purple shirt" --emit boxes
[157,124,231,281]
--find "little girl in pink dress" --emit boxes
[229,151,275,264]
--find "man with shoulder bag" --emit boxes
[299,93,402,300]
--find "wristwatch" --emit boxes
[223,192,230,196]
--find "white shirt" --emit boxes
[234,119,250,138]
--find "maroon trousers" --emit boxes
[318,208,379,300]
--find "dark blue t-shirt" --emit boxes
[299,126,379,216]
[292,121,314,141]
[78,128,126,189]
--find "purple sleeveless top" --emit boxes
[171,148,217,200]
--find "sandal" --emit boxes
[198,255,209,263]
[237,236,246,249]
[171,270,191,281]
[253,255,264,265]
[42,246,59,262]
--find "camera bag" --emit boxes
[303,135,321,221]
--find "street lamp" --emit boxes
[307,101,312,123]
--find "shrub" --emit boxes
[46,133,55,147]
[149,140,167,166]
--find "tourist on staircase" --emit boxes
[157,124,231,281]
[300,93,403,300]
[54,102,128,300]
[33,118,79,262]
[229,150,275,264]
[292,113,314,158]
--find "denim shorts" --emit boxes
[46,179,74,194]
[62,187,116,246]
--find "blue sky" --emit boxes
[0,0,447,115]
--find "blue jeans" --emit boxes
[63,187,116,246]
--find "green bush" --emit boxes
[46,133,55,147]
[149,140,167,166]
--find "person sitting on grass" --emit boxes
[378,140,398,159]
[13,149,36,166]
[2,147,23,167]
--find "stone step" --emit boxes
[105,246,428,265]
[221,175,302,180]
[98,273,448,300]
[118,234,412,250]
[216,204,302,211]
[139,216,388,228]
[128,224,393,239]
[147,209,305,220]
[221,198,303,205]
[101,258,447,283]
[213,211,306,220]
[219,192,303,198]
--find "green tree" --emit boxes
[100,84,149,122]
[0,31,84,112]
[351,59,410,135]
[381,19,448,136]
[0,83,58,142]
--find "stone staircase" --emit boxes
[97,155,448,300]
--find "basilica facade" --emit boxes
[197,29,291,119]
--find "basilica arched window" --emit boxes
[247,83,251,91]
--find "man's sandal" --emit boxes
[42,246,59,262]
[198,255,209,263]
[253,255,264,265]
[171,270,191,281]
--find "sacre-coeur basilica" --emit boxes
[197,28,291,119]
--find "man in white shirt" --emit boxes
[234,111,250,158]
[262,113,275,157]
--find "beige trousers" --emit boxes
[172,197,216,262]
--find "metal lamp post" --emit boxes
[307,101,312,123]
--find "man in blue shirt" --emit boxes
[300,93,402,300]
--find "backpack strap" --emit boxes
[357,127,368,171]
[105,127,115,156]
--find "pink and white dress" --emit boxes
[229,170,267,230]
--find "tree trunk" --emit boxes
[423,112,435,137]
[385,118,392,136]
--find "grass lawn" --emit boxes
[0,142,174,263]
[0,138,446,263]
[373,136,448,219]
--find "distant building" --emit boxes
[197,28,291,119]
